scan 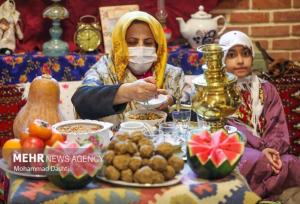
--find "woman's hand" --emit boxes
[114,76,158,104]
[157,89,174,111]
[262,148,282,174]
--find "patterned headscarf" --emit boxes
[110,11,167,88]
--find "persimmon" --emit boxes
[28,119,52,140]
[45,130,66,147]
[19,128,30,144]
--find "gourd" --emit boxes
[13,74,64,138]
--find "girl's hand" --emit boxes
[271,153,282,174]
[262,148,282,174]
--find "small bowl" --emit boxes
[119,121,156,134]
[119,121,145,134]
[137,94,168,109]
[52,119,113,150]
[125,109,167,127]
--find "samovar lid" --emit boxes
[192,72,237,86]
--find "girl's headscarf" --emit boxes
[219,30,255,59]
[111,11,167,88]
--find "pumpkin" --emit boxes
[13,74,65,138]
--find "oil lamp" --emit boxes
[42,0,69,57]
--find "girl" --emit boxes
[220,30,300,200]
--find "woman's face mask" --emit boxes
[128,46,157,75]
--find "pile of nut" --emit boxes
[127,112,162,120]
[103,131,184,184]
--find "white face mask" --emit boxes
[128,46,157,75]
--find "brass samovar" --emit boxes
[192,44,241,132]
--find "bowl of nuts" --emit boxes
[125,109,167,127]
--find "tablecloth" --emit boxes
[0,46,204,85]
[0,52,102,85]
[6,166,260,204]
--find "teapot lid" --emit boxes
[191,5,212,19]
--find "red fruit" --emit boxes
[22,137,45,153]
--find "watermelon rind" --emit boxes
[44,141,102,190]
[187,146,243,179]
[186,128,244,180]
[47,173,93,190]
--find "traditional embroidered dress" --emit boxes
[228,77,300,199]
[72,11,183,125]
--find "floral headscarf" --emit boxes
[110,11,167,88]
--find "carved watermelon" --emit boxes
[187,129,244,179]
[44,141,102,189]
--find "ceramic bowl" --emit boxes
[137,94,168,109]
[52,119,113,150]
[124,109,167,127]
[119,121,145,134]
[119,121,156,134]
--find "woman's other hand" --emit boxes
[262,148,282,174]
[114,76,158,104]
[157,89,173,110]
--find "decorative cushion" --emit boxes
[0,84,25,203]
[261,61,300,155]
[0,84,26,146]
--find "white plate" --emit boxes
[97,173,182,188]
[0,159,47,179]
[137,94,168,109]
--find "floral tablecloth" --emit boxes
[0,52,103,85]
[168,45,204,75]
[6,166,260,204]
[0,47,203,85]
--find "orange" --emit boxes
[2,139,22,162]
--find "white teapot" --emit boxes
[176,5,226,49]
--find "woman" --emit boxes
[72,11,183,125]
[220,30,300,200]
